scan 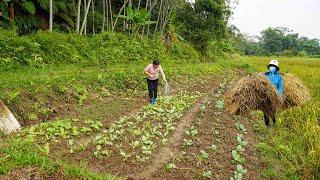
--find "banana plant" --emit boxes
[117,5,156,34]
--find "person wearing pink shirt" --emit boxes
[144,60,167,104]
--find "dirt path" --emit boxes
[132,81,221,179]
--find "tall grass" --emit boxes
[237,56,320,179]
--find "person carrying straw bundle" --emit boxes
[262,59,283,127]
[224,60,310,128]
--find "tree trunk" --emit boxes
[49,0,53,32]
[106,0,109,31]
[123,1,126,30]
[112,0,129,32]
[84,0,87,34]
[92,0,95,34]
[108,0,113,31]
[102,0,105,32]
[137,0,141,10]
[76,0,82,33]
[160,6,172,36]
[147,0,152,36]
[80,0,92,34]
[159,0,168,34]
[8,1,14,22]
[154,0,163,35]
[0,101,20,134]
[141,0,149,37]
[160,0,171,36]
[147,0,158,36]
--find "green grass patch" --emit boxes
[0,136,118,179]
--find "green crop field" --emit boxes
[1,56,319,179]
[1,0,319,178]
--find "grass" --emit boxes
[0,62,226,93]
[0,137,119,179]
[0,60,233,124]
[235,56,320,179]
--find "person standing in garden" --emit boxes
[144,60,167,105]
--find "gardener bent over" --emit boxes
[264,60,283,127]
[144,60,167,105]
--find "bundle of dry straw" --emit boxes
[224,73,310,115]
[224,74,282,115]
[281,73,310,108]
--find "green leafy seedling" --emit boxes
[215,100,224,109]
[165,163,176,172]
[183,139,193,147]
[232,150,245,164]
[185,126,198,137]
[101,150,112,158]
[198,150,209,161]
[130,140,140,149]
[210,144,217,152]
[202,170,212,179]
[120,149,132,161]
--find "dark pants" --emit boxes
[264,113,276,127]
[147,79,159,100]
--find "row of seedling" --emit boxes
[230,120,248,180]
[93,91,201,162]
[19,118,103,154]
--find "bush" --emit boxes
[309,55,320,58]
[0,28,43,67]
[0,28,203,69]
[297,51,308,57]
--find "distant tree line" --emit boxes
[233,27,320,57]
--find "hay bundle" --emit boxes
[281,73,310,108]
[224,74,282,115]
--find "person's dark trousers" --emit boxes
[147,79,159,101]
[264,112,276,128]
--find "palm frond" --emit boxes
[21,1,36,15]
[57,13,75,28]
[37,0,49,10]
[52,3,59,15]
[56,1,67,12]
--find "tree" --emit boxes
[297,37,320,55]
[49,0,53,32]
[234,27,320,56]
[117,4,156,35]
[80,0,92,34]
[175,0,231,54]
[260,27,285,54]
[76,0,81,33]
[8,0,14,21]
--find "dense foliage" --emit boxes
[0,27,201,69]
[0,0,233,58]
[175,0,231,54]
[0,0,175,34]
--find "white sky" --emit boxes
[230,0,320,39]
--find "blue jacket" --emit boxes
[264,71,284,96]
